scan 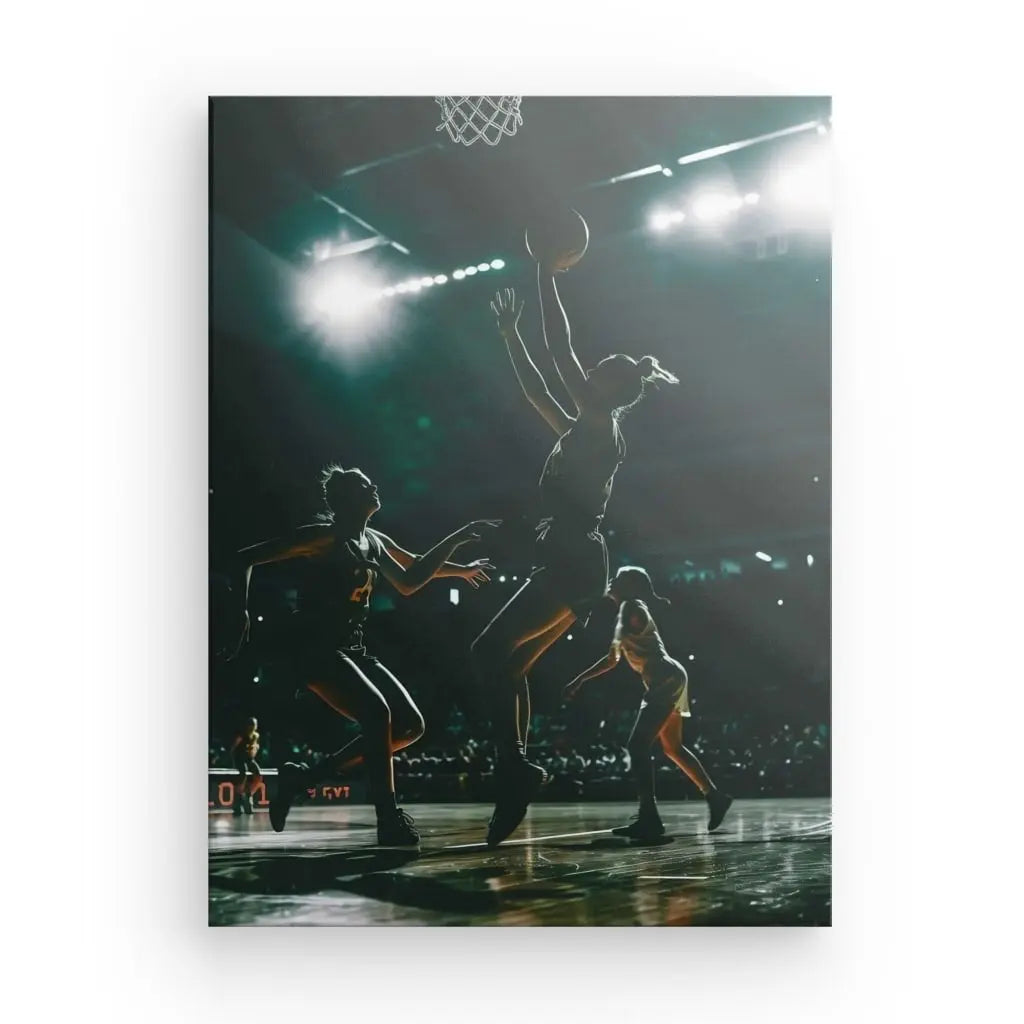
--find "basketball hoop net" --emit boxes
[434,96,523,147]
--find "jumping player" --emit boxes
[229,464,498,846]
[230,716,262,815]
[472,273,679,847]
[565,566,732,839]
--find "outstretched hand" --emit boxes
[454,519,502,548]
[490,289,524,337]
[459,558,495,589]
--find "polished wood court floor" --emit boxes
[209,799,830,926]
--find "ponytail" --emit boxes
[638,355,679,385]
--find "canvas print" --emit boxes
[209,96,831,925]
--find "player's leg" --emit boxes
[243,759,261,811]
[510,616,574,750]
[471,574,573,763]
[658,711,732,832]
[470,574,573,844]
[612,701,672,840]
[305,655,418,845]
[309,654,426,778]
[232,755,247,815]
[270,651,413,843]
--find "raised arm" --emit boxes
[376,520,500,597]
[536,264,591,414]
[368,528,494,589]
[491,288,575,436]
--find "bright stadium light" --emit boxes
[408,279,422,292]
[464,265,478,276]
[490,259,505,270]
[692,191,743,222]
[256,615,264,622]
[744,192,760,205]
[807,554,814,567]
[499,574,506,582]
[305,266,384,323]
[769,144,832,217]
[434,274,448,284]
[777,599,784,606]
[566,634,573,641]
[755,551,772,562]
[688,654,695,661]
[477,262,491,272]
[396,282,409,293]
[252,675,260,683]
[662,167,673,177]
[382,287,396,297]
[452,269,466,280]
[420,276,434,287]
[449,588,460,606]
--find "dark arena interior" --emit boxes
[209,96,831,927]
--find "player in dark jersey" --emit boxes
[230,716,262,815]
[229,465,498,846]
[565,566,732,840]
[473,275,679,846]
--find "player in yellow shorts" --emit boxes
[565,566,732,840]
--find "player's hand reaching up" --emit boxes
[491,289,524,338]
[453,519,502,549]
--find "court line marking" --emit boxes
[639,875,709,881]
[444,828,611,850]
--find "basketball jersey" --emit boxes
[293,529,384,647]
[538,416,625,531]
[613,599,684,688]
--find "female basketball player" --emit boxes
[230,465,498,846]
[473,270,679,846]
[230,716,261,815]
[565,566,732,839]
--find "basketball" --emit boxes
[524,208,590,271]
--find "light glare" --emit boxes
[693,192,743,222]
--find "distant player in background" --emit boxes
[565,566,732,840]
[230,716,262,815]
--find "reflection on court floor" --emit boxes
[209,799,830,926]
